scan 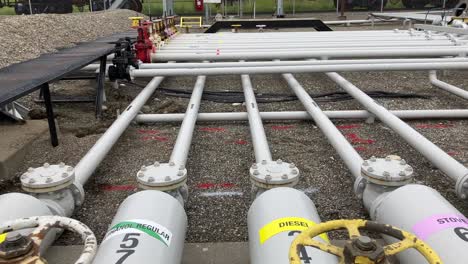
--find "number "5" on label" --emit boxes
[116,233,141,264]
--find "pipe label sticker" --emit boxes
[104,219,173,247]
[412,214,468,240]
[258,217,329,244]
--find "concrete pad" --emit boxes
[0,120,49,180]
[44,242,249,264]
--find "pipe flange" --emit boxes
[20,163,75,193]
[361,156,413,187]
[249,160,299,188]
[455,173,468,199]
[136,161,187,190]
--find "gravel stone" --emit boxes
[0,11,467,246]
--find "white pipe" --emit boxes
[151,47,468,61]
[139,58,468,69]
[75,76,165,186]
[160,41,461,51]
[241,72,272,162]
[133,62,468,77]
[134,109,468,122]
[326,72,468,198]
[429,70,468,100]
[282,73,364,181]
[169,75,206,165]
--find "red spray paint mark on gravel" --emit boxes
[100,184,137,191]
[415,123,454,129]
[196,182,237,189]
[199,127,226,132]
[447,151,459,156]
[354,146,368,152]
[234,139,248,145]
[141,136,169,142]
[345,133,375,144]
[271,125,295,130]
[138,129,160,134]
[336,124,361,130]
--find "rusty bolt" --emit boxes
[0,233,33,260]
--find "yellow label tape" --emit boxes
[0,233,7,244]
[259,217,329,244]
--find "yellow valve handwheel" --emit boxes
[289,219,442,264]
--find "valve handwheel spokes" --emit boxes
[289,219,442,264]
[0,216,97,264]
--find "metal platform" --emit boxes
[204,18,332,33]
[0,30,136,146]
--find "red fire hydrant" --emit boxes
[135,23,155,63]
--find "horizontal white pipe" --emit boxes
[75,76,165,185]
[429,71,468,100]
[151,47,468,61]
[158,44,461,54]
[134,110,468,122]
[162,41,460,50]
[133,62,468,77]
[139,58,468,69]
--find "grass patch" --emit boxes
[0,7,15,15]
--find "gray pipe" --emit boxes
[133,62,468,77]
[241,73,272,162]
[326,72,468,198]
[134,109,468,123]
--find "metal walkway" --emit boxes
[0,31,136,146]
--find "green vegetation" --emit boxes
[0,0,404,16]
[0,6,15,15]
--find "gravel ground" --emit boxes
[0,12,467,245]
[0,9,142,69]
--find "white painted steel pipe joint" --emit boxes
[19,162,85,217]
[136,161,189,205]
[249,160,300,193]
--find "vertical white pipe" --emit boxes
[169,75,206,165]
[241,74,273,162]
[75,77,165,186]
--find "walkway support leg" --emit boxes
[95,55,107,118]
[41,83,58,147]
